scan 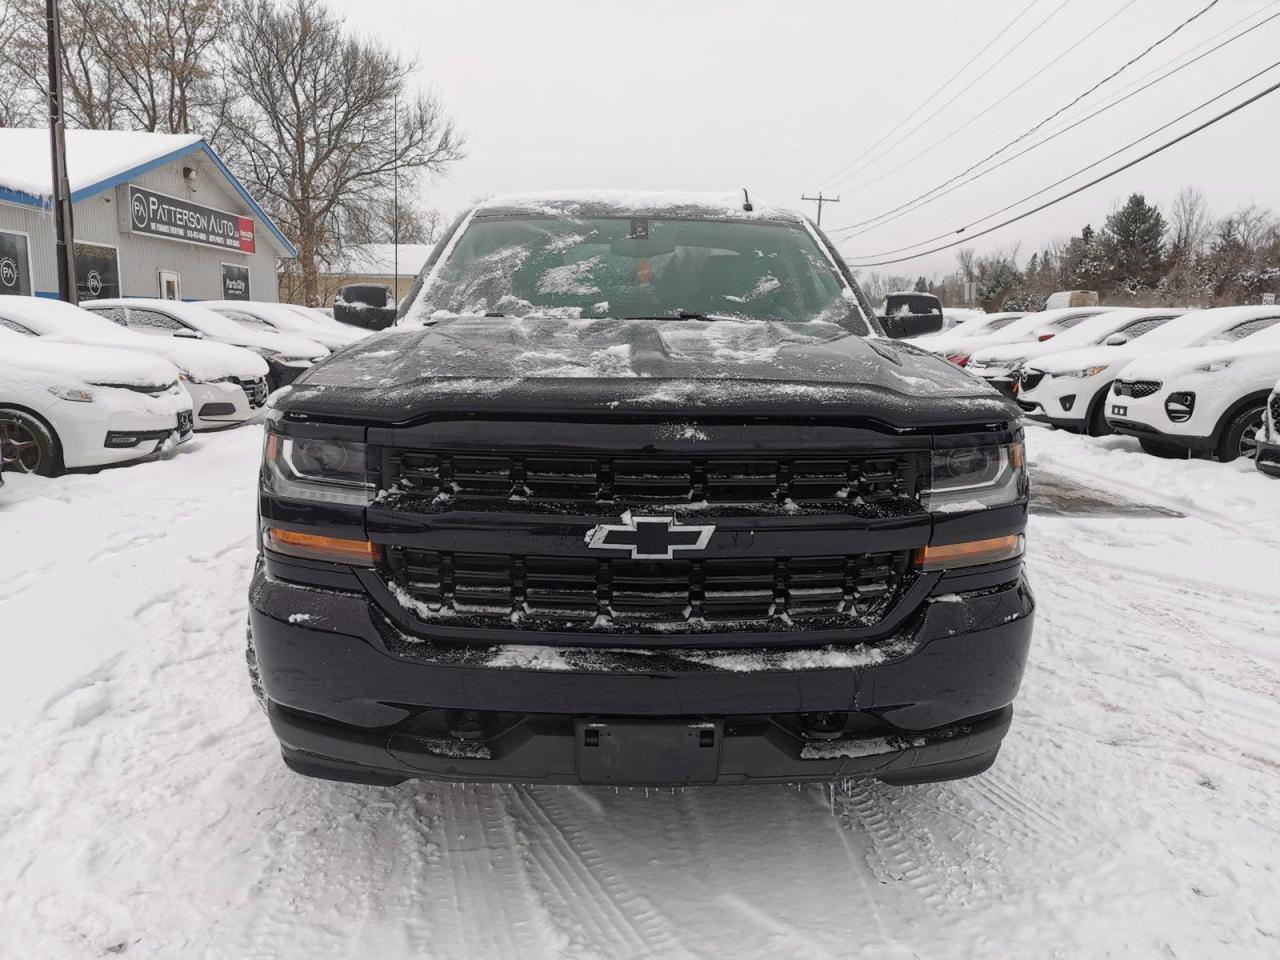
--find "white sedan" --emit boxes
[0,329,192,476]
[1019,306,1280,437]
[81,299,329,391]
[0,296,269,432]
[1107,316,1280,461]
[201,300,366,352]
[967,308,1184,397]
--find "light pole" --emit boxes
[45,0,77,303]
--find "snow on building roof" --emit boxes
[321,243,435,277]
[0,128,200,200]
[475,189,806,223]
[0,127,296,257]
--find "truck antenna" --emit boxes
[742,188,753,213]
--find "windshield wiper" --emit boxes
[622,310,726,322]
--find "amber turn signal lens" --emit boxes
[265,527,380,566]
[916,534,1023,571]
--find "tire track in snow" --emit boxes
[507,785,699,959]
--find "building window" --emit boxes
[74,242,121,300]
[0,230,33,296]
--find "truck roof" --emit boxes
[473,189,807,223]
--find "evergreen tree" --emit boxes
[913,276,929,293]
[1101,193,1167,294]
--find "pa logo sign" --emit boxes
[131,193,149,228]
[0,257,17,288]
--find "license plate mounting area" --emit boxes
[575,719,724,785]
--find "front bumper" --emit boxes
[249,558,1034,786]
[189,378,267,429]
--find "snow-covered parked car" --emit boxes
[968,308,1184,398]
[81,298,329,391]
[0,328,192,476]
[905,311,1025,356]
[1256,379,1280,477]
[1107,314,1280,461]
[952,306,1114,371]
[0,296,269,431]
[202,300,366,353]
[1018,306,1280,437]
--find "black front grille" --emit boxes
[1114,380,1161,399]
[383,449,920,507]
[1019,370,1046,392]
[239,377,268,409]
[384,547,912,632]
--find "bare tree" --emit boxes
[0,0,37,125]
[6,0,232,133]
[221,0,463,304]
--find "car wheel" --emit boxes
[0,409,63,477]
[1139,439,1187,459]
[1216,404,1266,463]
[245,617,266,711]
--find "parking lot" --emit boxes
[1,422,1276,959]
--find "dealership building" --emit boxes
[0,128,295,303]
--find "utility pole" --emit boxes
[801,191,840,227]
[45,0,77,303]
[392,93,399,305]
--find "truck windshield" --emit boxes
[416,216,865,331]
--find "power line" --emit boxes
[821,0,1078,192]
[817,0,1047,190]
[842,68,1280,268]
[833,0,1229,218]
[828,2,1280,241]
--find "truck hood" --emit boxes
[280,316,1016,427]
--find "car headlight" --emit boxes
[1195,360,1232,373]
[263,431,373,505]
[47,385,94,403]
[177,371,204,384]
[1056,365,1110,379]
[923,442,1028,513]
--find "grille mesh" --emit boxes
[1114,380,1161,399]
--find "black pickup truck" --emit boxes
[248,192,1033,787]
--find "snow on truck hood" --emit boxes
[283,315,1015,425]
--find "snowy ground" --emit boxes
[1,423,1277,959]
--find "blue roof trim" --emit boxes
[1,139,297,259]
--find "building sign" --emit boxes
[0,230,32,296]
[121,185,256,254]
[74,242,121,300]
[221,262,251,300]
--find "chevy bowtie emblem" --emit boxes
[587,516,715,560]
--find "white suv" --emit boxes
[968,308,1181,398]
[1017,306,1280,437]
[1107,316,1280,461]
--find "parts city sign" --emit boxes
[120,185,256,254]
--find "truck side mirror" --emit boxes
[881,313,945,339]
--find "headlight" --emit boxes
[1195,360,1232,373]
[1165,392,1195,423]
[1056,365,1110,379]
[263,431,373,504]
[177,371,203,384]
[47,385,94,402]
[923,442,1027,513]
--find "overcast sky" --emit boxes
[329,0,1280,279]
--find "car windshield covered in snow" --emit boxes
[419,216,862,330]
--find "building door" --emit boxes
[159,270,181,301]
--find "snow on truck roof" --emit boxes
[473,190,807,222]
[0,128,296,257]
